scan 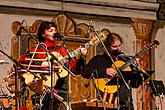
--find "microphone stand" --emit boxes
[137,66,149,110]
[121,55,150,110]
[89,26,130,110]
[140,72,145,110]
[62,41,72,110]
[13,63,18,110]
[0,49,40,110]
[40,44,75,110]
[50,57,55,110]
[92,70,107,110]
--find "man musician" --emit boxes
[81,33,144,110]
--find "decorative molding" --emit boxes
[131,18,153,39]
[64,0,158,10]
[0,0,161,20]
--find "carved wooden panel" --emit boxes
[11,20,43,59]
[66,41,96,102]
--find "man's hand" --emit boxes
[106,68,117,78]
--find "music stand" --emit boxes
[106,71,154,88]
[150,80,165,96]
[106,70,154,110]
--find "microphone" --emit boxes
[16,26,24,36]
[88,25,94,31]
[88,19,94,31]
[16,20,25,36]
[53,33,64,40]
[111,50,122,56]
[16,20,27,36]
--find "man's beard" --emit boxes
[111,50,121,56]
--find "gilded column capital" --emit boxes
[131,18,153,39]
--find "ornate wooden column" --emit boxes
[131,18,153,110]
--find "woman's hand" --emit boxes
[80,47,87,55]
[80,47,87,59]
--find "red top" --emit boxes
[19,41,78,73]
